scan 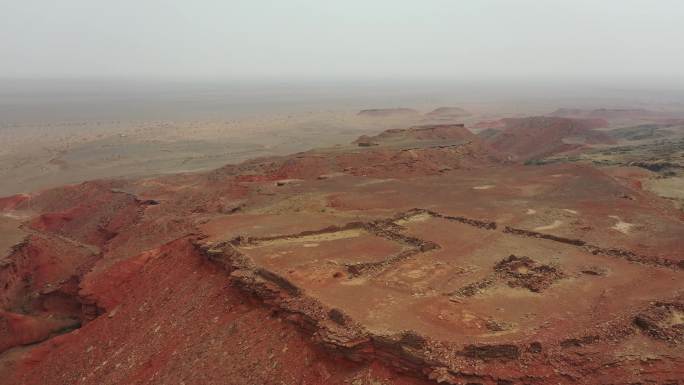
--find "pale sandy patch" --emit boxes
[609,215,635,234]
[355,178,396,187]
[2,211,32,220]
[405,269,427,279]
[395,212,432,225]
[473,185,495,190]
[534,220,562,231]
[244,229,365,248]
[562,209,579,215]
[526,209,536,215]
[341,277,369,286]
[670,309,684,326]
[275,179,302,186]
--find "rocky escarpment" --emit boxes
[195,238,544,384]
[195,208,684,384]
[0,182,157,354]
[2,118,683,385]
[0,233,102,354]
[196,235,684,384]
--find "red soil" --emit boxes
[10,239,430,385]
[1,123,682,384]
[0,311,77,354]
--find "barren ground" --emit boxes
[1,108,683,385]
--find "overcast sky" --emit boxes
[1,0,683,85]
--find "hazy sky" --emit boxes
[2,0,683,84]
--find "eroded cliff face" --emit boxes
[13,238,435,385]
[1,124,683,384]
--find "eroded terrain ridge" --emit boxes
[1,122,683,384]
[197,207,683,384]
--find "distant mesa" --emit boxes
[473,120,506,130]
[502,116,609,131]
[472,120,507,141]
[550,108,671,120]
[353,123,475,146]
[483,116,612,161]
[476,127,502,140]
[357,108,420,117]
[425,106,472,118]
